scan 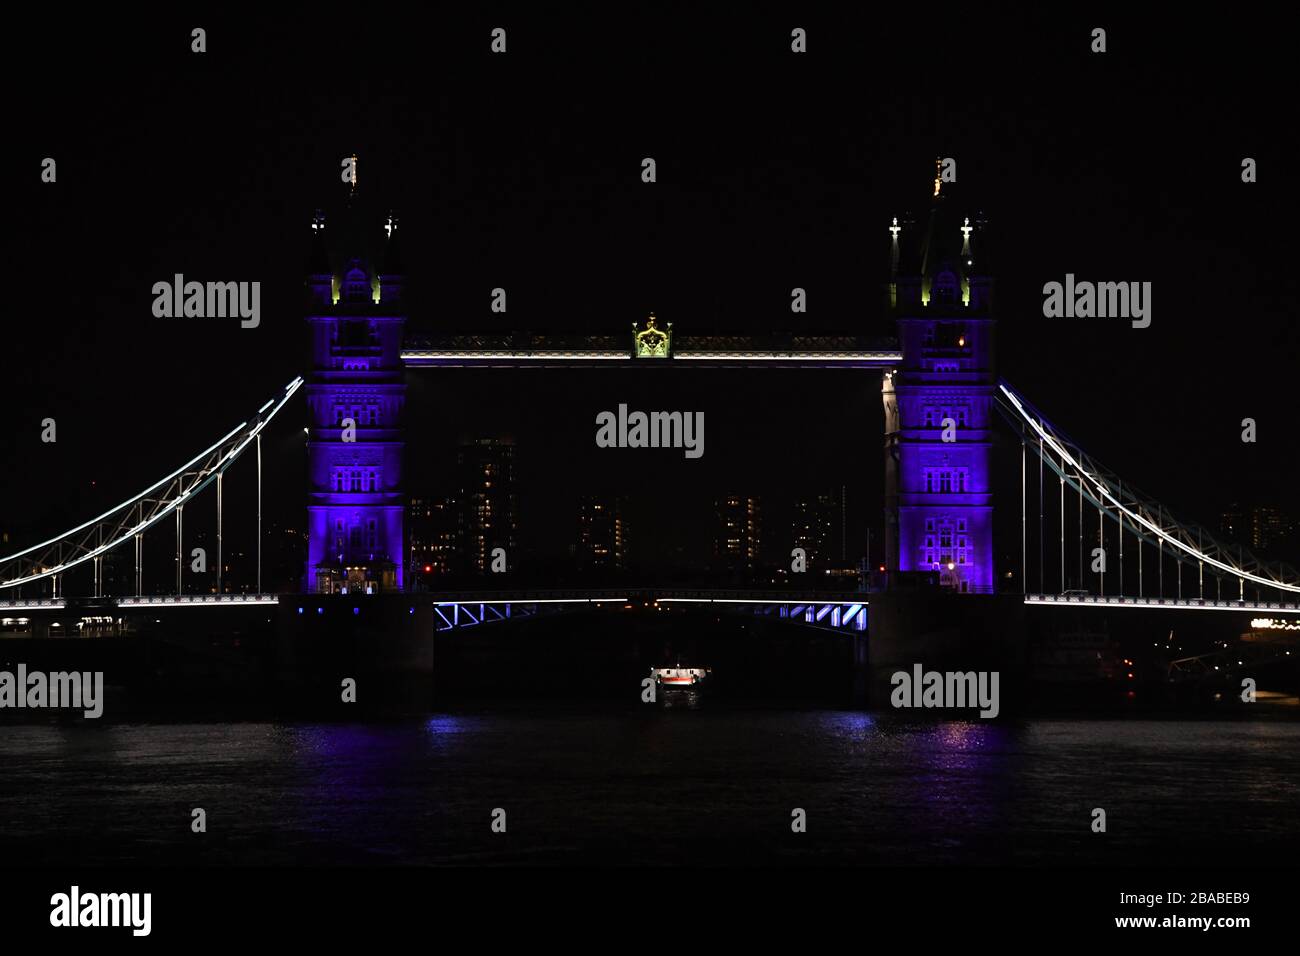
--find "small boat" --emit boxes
[652,665,710,687]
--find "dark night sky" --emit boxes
[5,9,1296,577]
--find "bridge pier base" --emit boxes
[275,595,436,715]
[850,631,870,706]
[866,592,1028,715]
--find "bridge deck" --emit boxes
[1024,594,1300,614]
[10,592,1297,616]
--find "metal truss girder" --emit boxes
[0,378,303,590]
[740,601,866,631]
[432,601,541,632]
[997,380,1299,594]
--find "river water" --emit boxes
[2,709,1297,866]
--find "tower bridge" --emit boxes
[3,172,1297,635]
[300,172,997,600]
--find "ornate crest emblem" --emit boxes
[632,313,672,358]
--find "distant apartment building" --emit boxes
[791,488,845,570]
[714,494,762,571]
[1221,503,1294,552]
[408,494,459,577]
[1250,506,1291,551]
[577,495,628,571]
[1219,504,1247,543]
[457,438,518,574]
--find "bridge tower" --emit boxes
[303,194,408,593]
[883,171,995,593]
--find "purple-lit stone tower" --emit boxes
[304,205,407,593]
[883,178,995,593]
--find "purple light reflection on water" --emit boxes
[1,716,1287,866]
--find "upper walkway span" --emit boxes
[401,332,902,369]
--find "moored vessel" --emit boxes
[652,665,710,687]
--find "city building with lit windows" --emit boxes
[577,495,629,571]
[409,494,459,579]
[791,489,844,570]
[714,494,762,572]
[457,438,518,575]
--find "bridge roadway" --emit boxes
[5,589,1297,640]
[7,589,1298,611]
[5,589,1297,618]
[1023,593,1300,614]
[0,589,873,634]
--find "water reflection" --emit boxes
[815,711,877,738]
[659,687,704,709]
[424,714,471,738]
[0,713,1294,866]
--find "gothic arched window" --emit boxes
[932,270,959,303]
